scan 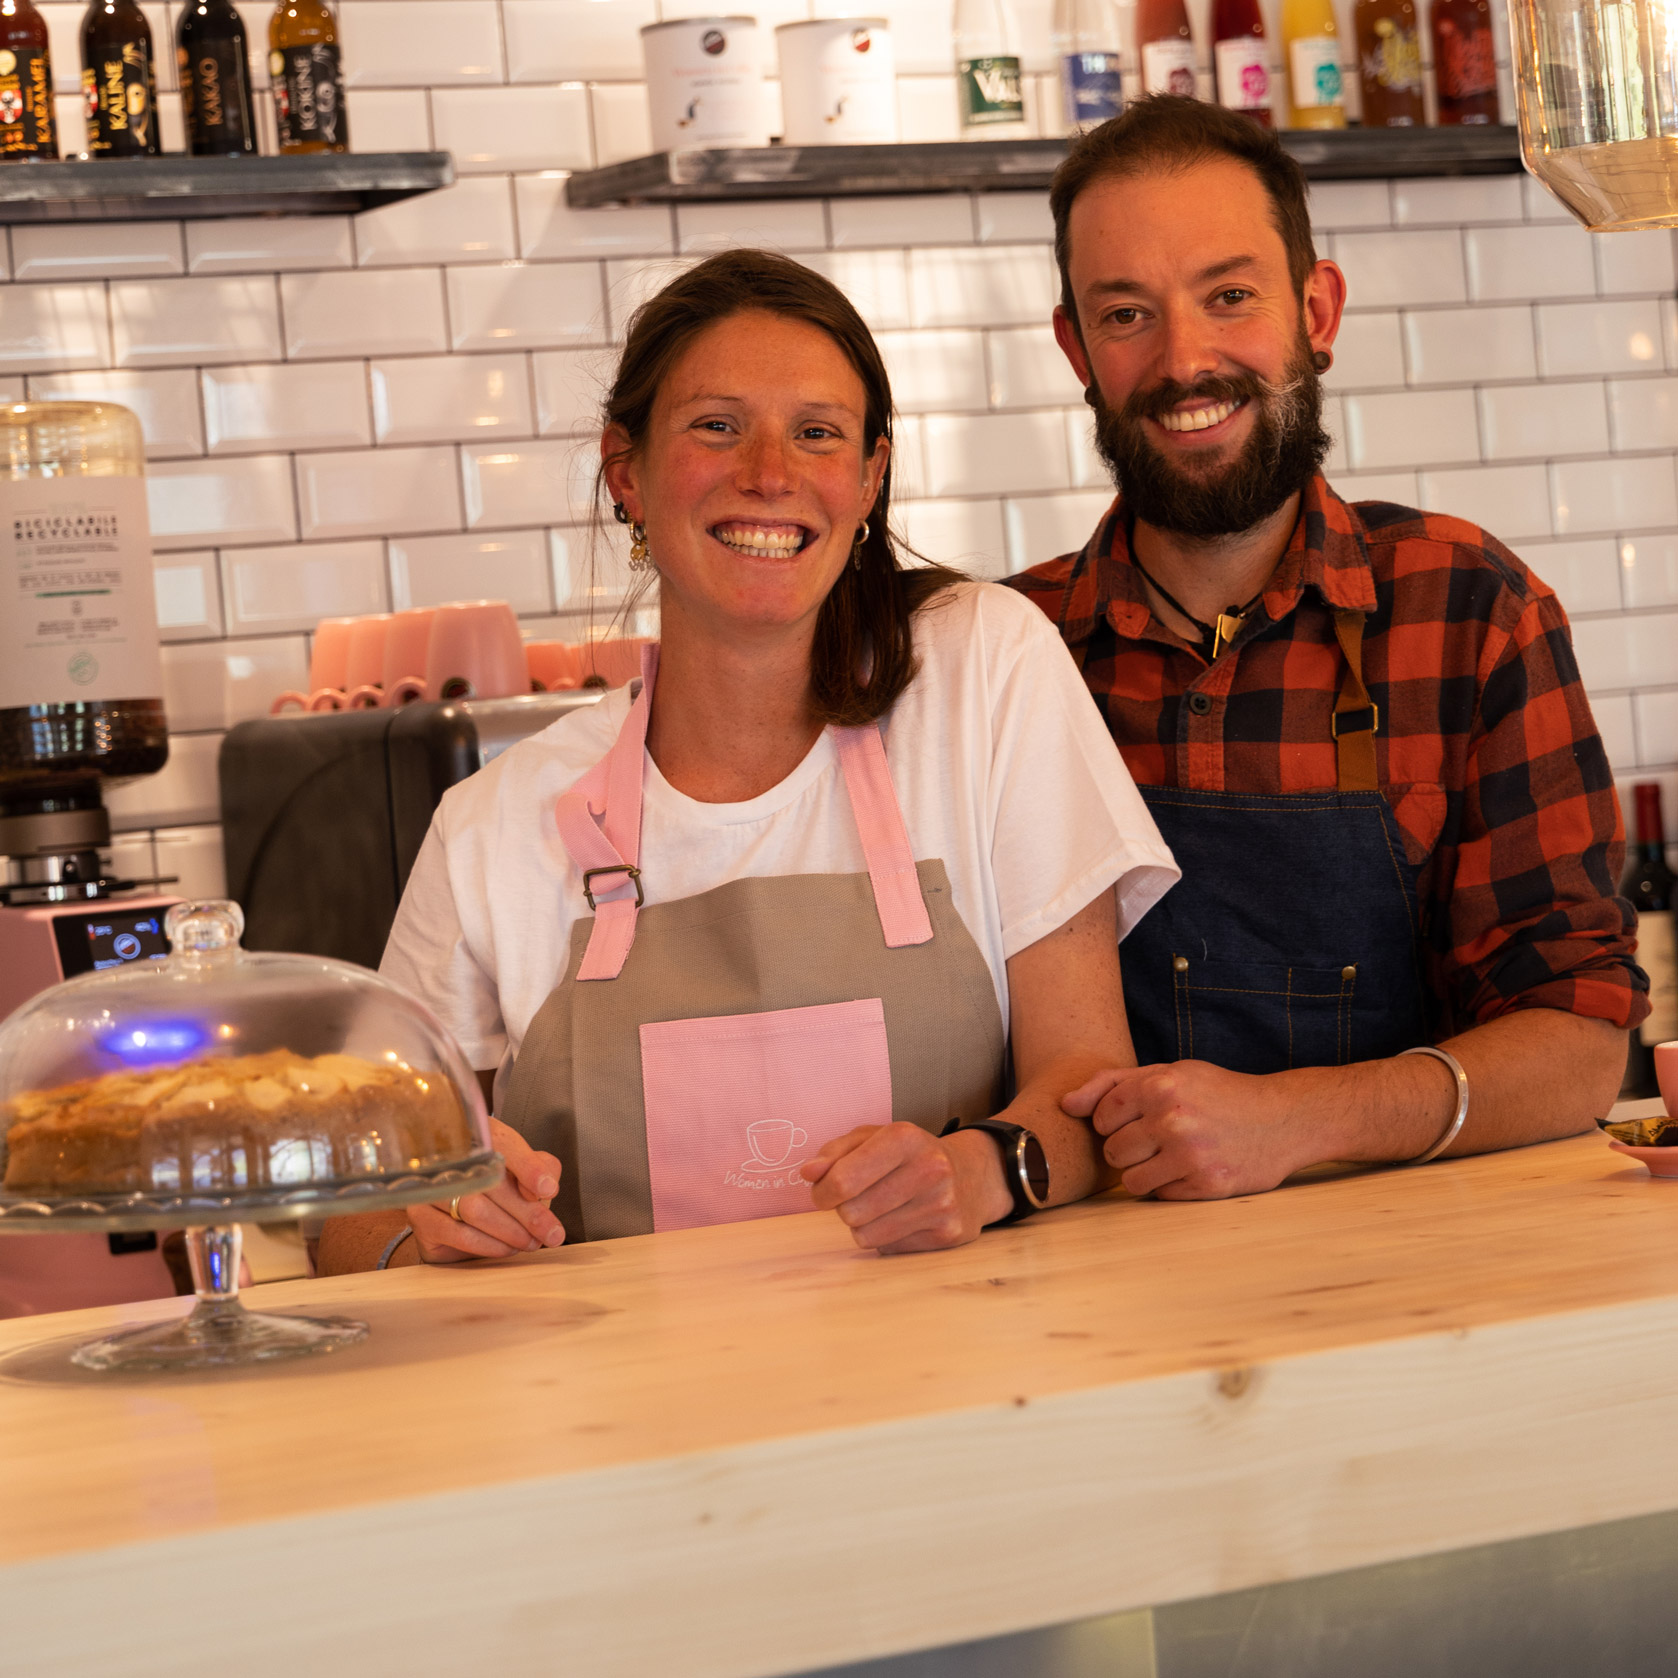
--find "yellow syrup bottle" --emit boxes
[1282,0,1345,127]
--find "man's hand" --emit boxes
[1062,1062,1317,1200]
[801,1123,1014,1254]
[410,1117,566,1261]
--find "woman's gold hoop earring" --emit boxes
[851,518,870,571]
[629,521,653,571]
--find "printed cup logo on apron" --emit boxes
[502,643,1006,1242]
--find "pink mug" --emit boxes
[270,685,347,715]
[308,617,357,694]
[423,600,527,702]
[526,641,585,693]
[381,607,436,705]
[586,637,652,689]
[342,613,391,710]
[1655,1043,1678,1119]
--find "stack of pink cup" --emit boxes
[273,606,653,715]
[525,637,653,693]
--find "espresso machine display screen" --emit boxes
[53,910,171,978]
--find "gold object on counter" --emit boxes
[1599,1112,1678,1147]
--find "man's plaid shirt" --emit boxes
[1006,473,1647,1039]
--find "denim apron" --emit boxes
[1120,609,1430,1075]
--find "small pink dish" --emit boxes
[1607,1140,1678,1178]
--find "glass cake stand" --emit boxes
[0,900,501,1372]
[0,1158,503,1370]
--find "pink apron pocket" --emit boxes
[639,998,893,1233]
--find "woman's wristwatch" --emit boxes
[942,1118,1050,1225]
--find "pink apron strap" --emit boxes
[554,643,659,981]
[833,725,934,949]
[556,643,933,979]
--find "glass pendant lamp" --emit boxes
[1511,0,1678,227]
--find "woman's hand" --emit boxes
[410,1118,566,1262]
[801,1123,1012,1254]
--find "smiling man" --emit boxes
[1009,96,1646,1199]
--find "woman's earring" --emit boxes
[612,501,630,525]
[629,521,653,571]
[851,518,870,571]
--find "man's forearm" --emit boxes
[1295,1010,1627,1168]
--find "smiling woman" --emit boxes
[317,249,1179,1275]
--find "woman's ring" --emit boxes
[448,1195,464,1222]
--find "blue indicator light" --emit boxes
[97,1020,210,1065]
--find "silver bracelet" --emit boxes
[1400,1045,1469,1164]
[375,1226,415,1270]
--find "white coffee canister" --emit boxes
[641,16,769,151]
[775,18,899,146]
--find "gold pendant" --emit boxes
[1212,611,1245,659]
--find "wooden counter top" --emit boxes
[5,1131,1678,1676]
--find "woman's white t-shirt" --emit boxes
[381,582,1179,1075]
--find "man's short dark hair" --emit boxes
[1050,96,1318,325]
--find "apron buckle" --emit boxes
[582,864,644,911]
[1330,702,1379,739]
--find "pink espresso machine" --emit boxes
[0,398,182,1314]
[0,757,182,1324]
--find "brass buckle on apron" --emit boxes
[582,864,644,910]
[1330,703,1379,738]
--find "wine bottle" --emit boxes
[954,0,1026,138]
[1432,0,1498,124]
[1053,0,1123,132]
[270,0,348,153]
[178,0,257,155]
[1137,0,1196,98]
[1212,0,1271,123]
[1621,782,1678,1098]
[0,0,57,159]
[81,0,159,157]
[1281,0,1344,127]
[1355,0,1424,126]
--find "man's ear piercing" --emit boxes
[1312,350,1333,373]
[1083,384,1100,408]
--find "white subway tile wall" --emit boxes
[7,4,1674,861]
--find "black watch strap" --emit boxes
[941,1118,1050,1225]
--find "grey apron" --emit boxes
[502,648,1006,1243]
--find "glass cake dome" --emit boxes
[0,900,500,1371]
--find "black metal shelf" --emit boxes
[566,126,1522,207]
[0,151,454,224]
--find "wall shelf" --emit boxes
[565,126,1522,207]
[0,151,454,224]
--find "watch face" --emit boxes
[1020,1132,1050,1206]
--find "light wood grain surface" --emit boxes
[5,1131,1678,1677]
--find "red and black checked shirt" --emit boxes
[1006,473,1647,1039]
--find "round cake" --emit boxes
[1,1048,473,1196]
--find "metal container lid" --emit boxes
[641,15,759,32]
[774,16,891,29]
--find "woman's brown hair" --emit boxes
[600,248,961,728]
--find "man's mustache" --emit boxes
[1125,368,1310,426]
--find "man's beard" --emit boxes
[1090,340,1331,540]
